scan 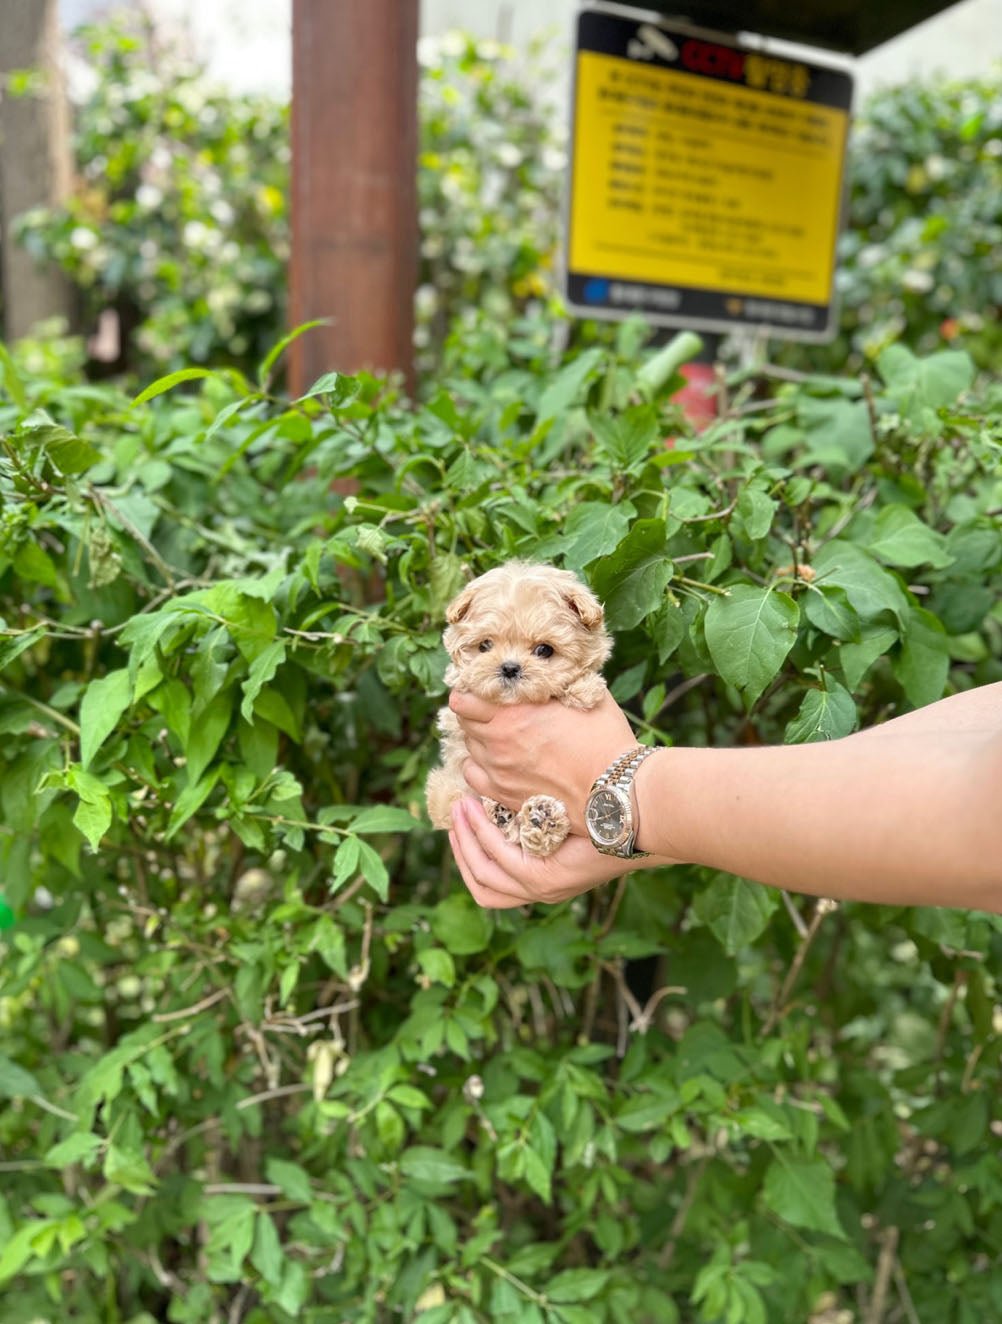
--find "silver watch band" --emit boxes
[591,745,657,856]
[593,745,656,792]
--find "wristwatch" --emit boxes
[585,746,657,858]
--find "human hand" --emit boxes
[450,688,637,836]
[448,795,637,908]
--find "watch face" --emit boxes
[586,787,630,846]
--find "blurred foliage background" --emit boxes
[15,19,1001,381]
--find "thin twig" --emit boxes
[780,890,810,940]
[864,1226,900,1324]
[152,986,228,1023]
[657,1157,709,1269]
[90,485,177,588]
[206,1183,282,1197]
[761,898,837,1036]
[893,1259,922,1324]
[237,1083,313,1110]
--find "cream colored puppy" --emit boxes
[426,561,612,856]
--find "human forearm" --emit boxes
[636,729,1002,911]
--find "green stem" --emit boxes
[482,1256,548,1307]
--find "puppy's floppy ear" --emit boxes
[446,580,479,624]
[560,577,605,631]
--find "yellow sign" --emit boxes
[565,9,854,340]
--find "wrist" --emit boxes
[632,747,688,863]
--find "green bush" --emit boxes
[1,324,1000,1321]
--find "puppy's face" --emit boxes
[443,562,611,704]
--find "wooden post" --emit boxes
[289,0,419,396]
[0,0,75,342]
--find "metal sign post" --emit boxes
[564,5,854,341]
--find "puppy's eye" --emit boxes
[478,639,493,653]
[532,643,554,659]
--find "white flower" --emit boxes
[135,184,163,209]
[902,269,934,294]
[497,142,523,168]
[70,227,98,251]
[183,220,211,249]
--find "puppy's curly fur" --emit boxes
[426,561,611,856]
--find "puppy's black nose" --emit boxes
[499,661,522,680]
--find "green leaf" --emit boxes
[417,947,456,987]
[590,519,672,630]
[694,875,778,954]
[202,396,253,445]
[14,540,63,593]
[399,1146,471,1186]
[258,318,330,387]
[536,348,604,424]
[785,680,856,743]
[73,791,112,851]
[736,485,777,541]
[804,586,860,642]
[166,769,221,840]
[559,501,636,572]
[0,627,45,675]
[204,1195,256,1281]
[131,367,219,406]
[356,839,390,902]
[0,1220,54,1285]
[103,1143,156,1194]
[895,606,949,708]
[0,1053,41,1098]
[877,345,975,416]
[812,541,909,625]
[798,397,874,470]
[27,423,101,475]
[388,1084,432,1110]
[186,689,233,783]
[240,639,286,722]
[546,1268,611,1304]
[839,625,898,691]
[251,1211,284,1288]
[864,505,953,569]
[346,805,421,834]
[431,892,492,955]
[616,1091,680,1132]
[590,404,659,471]
[79,668,132,769]
[704,586,799,707]
[762,1155,846,1238]
[264,1157,312,1202]
[294,369,360,405]
[44,1132,103,1166]
[0,341,27,408]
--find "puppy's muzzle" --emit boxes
[499,661,522,681]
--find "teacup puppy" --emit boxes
[426,561,612,856]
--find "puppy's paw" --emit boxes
[516,795,570,857]
[483,797,519,843]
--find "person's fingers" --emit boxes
[448,816,532,909]
[449,690,498,723]
[448,831,524,909]
[452,799,541,900]
[460,757,512,805]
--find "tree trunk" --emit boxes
[0,0,75,342]
[289,0,419,396]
